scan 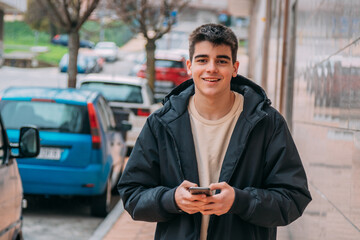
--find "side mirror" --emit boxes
[120,120,132,132]
[12,127,40,158]
[115,120,132,132]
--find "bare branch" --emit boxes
[76,0,100,31]
[62,0,73,28]
[38,0,68,29]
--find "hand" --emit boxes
[174,180,208,214]
[199,182,235,216]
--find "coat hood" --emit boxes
[159,75,271,124]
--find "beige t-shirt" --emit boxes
[188,92,244,240]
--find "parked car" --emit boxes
[80,49,105,73]
[59,53,96,74]
[0,115,40,240]
[94,41,118,62]
[136,50,190,100]
[0,87,130,217]
[51,34,95,49]
[77,74,160,152]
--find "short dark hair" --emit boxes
[188,23,238,63]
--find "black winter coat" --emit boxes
[118,75,312,240]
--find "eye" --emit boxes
[196,58,207,63]
[218,59,229,64]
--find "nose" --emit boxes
[206,60,218,73]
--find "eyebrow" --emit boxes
[194,54,231,60]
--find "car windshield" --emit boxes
[0,101,89,134]
[96,43,115,49]
[156,60,184,68]
[80,82,143,103]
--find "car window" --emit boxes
[156,60,184,68]
[0,101,90,134]
[96,97,112,132]
[80,82,144,104]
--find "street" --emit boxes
[0,50,140,240]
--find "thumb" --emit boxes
[181,180,198,188]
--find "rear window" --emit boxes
[80,82,144,103]
[156,60,184,68]
[0,101,90,134]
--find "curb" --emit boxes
[89,199,125,240]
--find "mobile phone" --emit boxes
[188,187,212,196]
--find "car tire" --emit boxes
[91,176,111,217]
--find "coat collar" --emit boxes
[155,75,270,184]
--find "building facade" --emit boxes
[249,0,360,239]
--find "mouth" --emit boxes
[202,78,221,82]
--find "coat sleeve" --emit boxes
[117,118,180,222]
[228,113,312,227]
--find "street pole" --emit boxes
[285,1,298,132]
[261,0,272,92]
[279,0,289,115]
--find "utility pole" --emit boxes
[261,0,272,92]
[285,1,297,132]
[279,0,289,115]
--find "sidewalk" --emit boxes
[103,209,156,240]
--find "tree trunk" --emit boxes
[68,31,80,88]
[145,39,156,91]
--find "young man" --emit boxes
[118,23,311,240]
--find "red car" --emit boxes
[137,51,190,87]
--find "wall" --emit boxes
[259,0,360,239]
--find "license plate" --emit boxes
[37,147,63,160]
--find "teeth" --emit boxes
[203,78,219,82]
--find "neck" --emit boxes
[193,91,235,120]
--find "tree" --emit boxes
[111,0,189,91]
[38,0,100,88]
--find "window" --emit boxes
[96,97,112,132]
[81,82,144,103]
[155,60,184,68]
[0,101,89,134]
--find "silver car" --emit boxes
[94,41,118,62]
[77,74,161,153]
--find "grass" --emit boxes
[4,21,68,66]
[3,20,134,66]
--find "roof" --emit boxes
[79,74,149,87]
[0,87,99,105]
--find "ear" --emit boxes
[186,59,192,75]
[233,61,239,77]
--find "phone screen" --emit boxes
[189,187,212,196]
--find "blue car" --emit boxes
[59,53,93,73]
[0,87,129,217]
[51,34,95,49]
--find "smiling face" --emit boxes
[186,41,239,100]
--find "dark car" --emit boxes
[51,34,95,49]
[0,116,40,240]
[0,87,130,217]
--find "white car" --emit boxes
[77,74,161,152]
[94,41,118,62]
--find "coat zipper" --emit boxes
[207,112,268,240]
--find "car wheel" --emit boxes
[91,176,111,217]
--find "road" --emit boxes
[0,51,139,240]
[0,32,189,238]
